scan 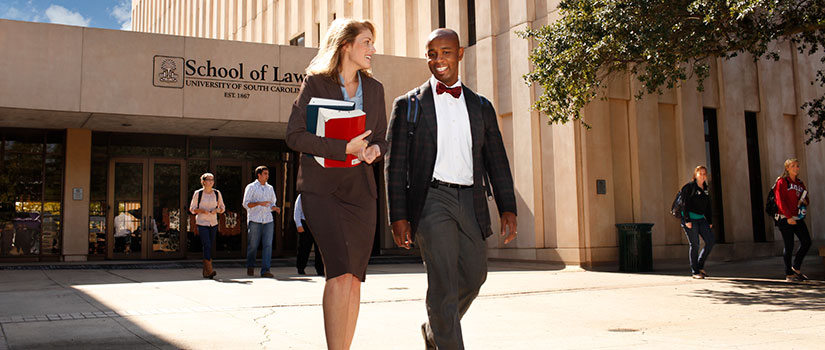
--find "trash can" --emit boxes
[615,223,654,272]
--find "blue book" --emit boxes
[306,97,356,134]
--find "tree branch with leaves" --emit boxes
[521,0,825,143]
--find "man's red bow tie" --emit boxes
[436,82,462,98]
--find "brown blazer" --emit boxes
[286,73,388,200]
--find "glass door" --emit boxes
[148,160,185,259]
[213,161,245,258]
[108,158,147,259]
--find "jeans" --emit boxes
[778,218,812,275]
[197,225,218,260]
[683,218,714,275]
[246,221,273,274]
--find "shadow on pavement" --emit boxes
[691,277,825,312]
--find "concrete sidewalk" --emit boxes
[0,256,823,349]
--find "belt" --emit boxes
[430,179,473,189]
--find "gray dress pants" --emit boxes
[416,185,488,350]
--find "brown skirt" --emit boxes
[301,191,376,282]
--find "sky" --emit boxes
[0,0,132,30]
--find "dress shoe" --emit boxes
[421,322,436,350]
[247,267,254,277]
[297,269,306,275]
[262,272,274,278]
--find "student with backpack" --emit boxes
[189,172,225,279]
[674,166,714,279]
[772,158,812,282]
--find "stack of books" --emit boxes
[306,98,366,168]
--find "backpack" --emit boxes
[670,187,685,220]
[765,177,780,217]
[196,189,222,210]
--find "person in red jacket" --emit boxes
[775,158,812,282]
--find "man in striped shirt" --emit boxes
[242,165,281,278]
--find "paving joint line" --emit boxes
[0,323,8,350]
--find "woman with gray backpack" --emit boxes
[673,166,715,279]
[189,172,226,279]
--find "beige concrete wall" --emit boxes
[62,129,92,261]
[0,19,427,140]
[17,1,825,265]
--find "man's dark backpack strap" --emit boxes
[404,88,421,189]
[478,95,494,200]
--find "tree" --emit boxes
[521,0,825,143]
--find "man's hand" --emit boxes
[272,207,281,214]
[500,212,517,244]
[788,218,797,225]
[391,220,412,249]
[686,222,693,229]
[250,201,271,208]
[297,226,304,233]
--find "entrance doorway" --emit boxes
[107,158,185,259]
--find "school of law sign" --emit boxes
[152,55,305,100]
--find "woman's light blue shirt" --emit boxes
[339,72,363,110]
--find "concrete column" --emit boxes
[318,0,330,42]
[444,0,468,46]
[473,0,496,103]
[62,129,91,262]
[791,48,825,241]
[416,0,437,58]
[370,0,389,54]
[391,0,409,56]
[716,56,758,244]
[504,23,544,251]
[276,0,287,44]
[332,0,348,18]
[353,0,370,19]
[626,80,669,256]
[303,0,317,47]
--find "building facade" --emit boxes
[0,17,427,262]
[131,0,825,266]
[1,0,822,266]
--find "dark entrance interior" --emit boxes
[744,111,766,242]
[703,109,726,243]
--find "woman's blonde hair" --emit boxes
[200,172,214,185]
[781,158,799,178]
[306,18,375,83]
[692,166,709,188]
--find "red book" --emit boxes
[314,108,366,168]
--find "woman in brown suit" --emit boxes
[285,18,386,350]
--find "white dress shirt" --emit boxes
[242,180,278,224]
[293,194,305,229]
[429,75,474,185]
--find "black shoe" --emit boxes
[421,323,436,350]
[297,269,306,275]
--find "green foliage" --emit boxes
[522,0,825,143]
